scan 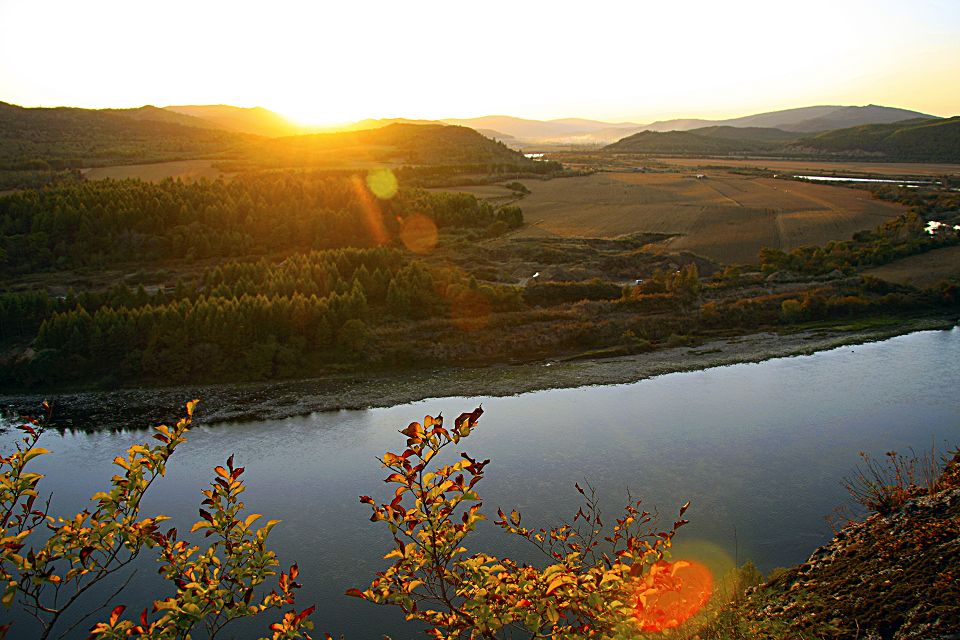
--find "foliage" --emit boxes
[0,172,510,274]
[759,212,957,276]
[354,407,701,639]
[523,280,623,307]
[0,402,314,640]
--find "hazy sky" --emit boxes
[1,0,958,125]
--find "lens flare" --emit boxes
[350,175,389,246]
[631,560,713,632]
[366,168,398,200]
[399,213,438,254]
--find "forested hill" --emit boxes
[603,129,787,154]
[603,117,960,161]
[0,101,252,170]
[242,123,536,168]
[791,117,960,161]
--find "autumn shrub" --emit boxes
[0,402,314,640]
[843,447,951,515]
[353,407,706,639]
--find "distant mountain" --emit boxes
[791,117,960,161]
[164,104,301,137]
[458,105,939,146]
[103,105,221,129]
[440,115,640,142]
[780,105,936,132]
[0,101,248,170]
[335,117,440,132]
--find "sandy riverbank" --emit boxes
[1,318,955,432]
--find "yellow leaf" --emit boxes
[22,447,50,463]
[545,575,570,596]
[244,513,262,529]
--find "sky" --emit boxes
[1,0,958,126]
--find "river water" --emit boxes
[5,328,960,638]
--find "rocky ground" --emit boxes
[735,453,960,639]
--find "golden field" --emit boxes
[510,172,904,264]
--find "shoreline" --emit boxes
[1,317,955,432]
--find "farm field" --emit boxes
[651,157,960,177]
[82,159,228,182]
[425,183,520,203]
[863,245,960,288]
[511,172,904,264]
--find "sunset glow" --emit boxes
[1,0,957,124]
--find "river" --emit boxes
[4,328,960,638]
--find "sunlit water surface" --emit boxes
[5,328,960,638]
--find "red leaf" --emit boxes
[294,605,316,624]
[140,608,148,626]
[344,588,366,598]
[110,605,125,625]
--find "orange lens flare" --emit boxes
[399,213,438,254]
[350,175,390,246]
[632,560,713,632]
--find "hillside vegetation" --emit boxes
[0,102,249,171]
[234,123,539,170]
[793,116,960,161]
[604,116,960,162]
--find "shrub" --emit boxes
[353,407,705,638]
[0,402,314,640]
[843,447,950,515]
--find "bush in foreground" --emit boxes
[352,407,704,639]
[0,402,314,640]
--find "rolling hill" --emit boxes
[603,126,798,154]
[244,123,538,168]
[0,101,250,170]
[163,104,302,137]
[791,117,960,161]
[604,115,960,162]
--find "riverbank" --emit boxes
[1,317,955,432]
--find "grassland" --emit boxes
[509,172,904,264]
